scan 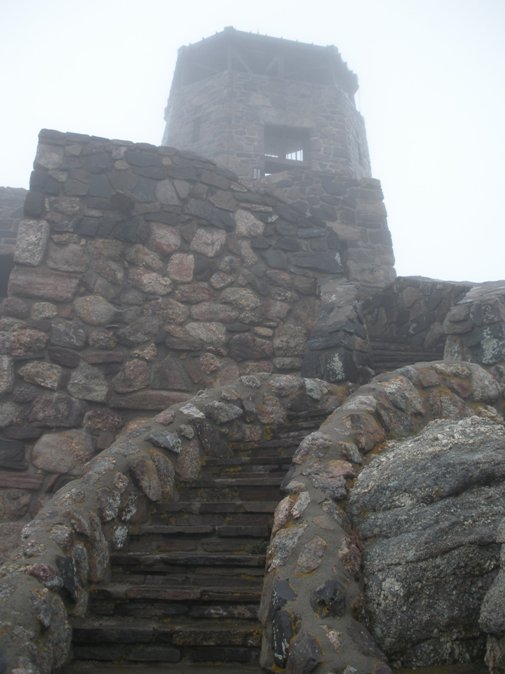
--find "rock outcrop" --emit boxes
[350,415,505,668]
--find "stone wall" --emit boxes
[444,281,505,365]
[0,129,393,535]
[252,168,396,295]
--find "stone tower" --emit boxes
[162,27,371,180]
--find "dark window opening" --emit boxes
[264,126,310,174]
[0,251,14,300]
[192,117,202,142]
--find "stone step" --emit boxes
[177,484,282,502]
[92,583,262,603]
[204,455,294,467]
[61,663,265,674]
[72,643,259,665]
[125,533,268,555]
[91,597,260,621]
[70,617,261,664]
[136,510,272,527]
[110,551,266,568]
[153,500,279,515]
[134,523,269,537]
[108,572,263,589]
[188,475,284,487]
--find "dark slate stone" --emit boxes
[24,191,45,218]
[306,332,346,351]
[151,356,193,392]
[275,220,297,237]
[50,320,87,349]
[72,216,99,237]
[110,193,135,215]
[226,322,251,333]
[125,148,162,168]
[56,555,78,602]
[326,231,341,250]
[229,334,272,361]
[310,204,337,220]
[108,169,138,193]
[292,252,342,274]
[0,650,6,674]
[86,197,112,211]
[165,165,198,180]
[112,217,150,244]
[29,170,60,196]
[276,237,300,252]
[133,165,169,180]
[89,174,114,198]
[297,227,325,239]
[144,211,180,226]
[272,579,297,610]
[241,269,270,297]
[321,175,346,196]
[0,439,26,470]
[272,609,294,668]
[194,420,227,457]
[309,238,328,252]
[64,179,89,197]
[5,425,42,440]
[149,430,182,455]
[262,249,288,270]
[285,631,322,674]
[82,151,113,174]
[13,383,40,403]
[131,177,156,203]
[186,199,235,231]
[193,254,215,281]
[250,236,271,250]
[310,579,346,618]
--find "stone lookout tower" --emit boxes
[162,27,371,180]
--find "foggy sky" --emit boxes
[1,0,504,283]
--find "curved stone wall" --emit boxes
[259,360,505,673]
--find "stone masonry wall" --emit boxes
[0,128,388,536]
[252,168,396,295]
[444,281,505,366]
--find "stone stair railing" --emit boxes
[258,360,505,673]
[0,374,346,674]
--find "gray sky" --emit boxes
[1,0,504,283]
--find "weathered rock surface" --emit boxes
[350,416,505,668]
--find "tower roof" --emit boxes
[171,26,359,95]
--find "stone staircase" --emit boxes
[61,414,323,673]
[370,339,443,374]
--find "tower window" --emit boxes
[0,251,13,300]
[192,117,201,142]
[264,126,310,174]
